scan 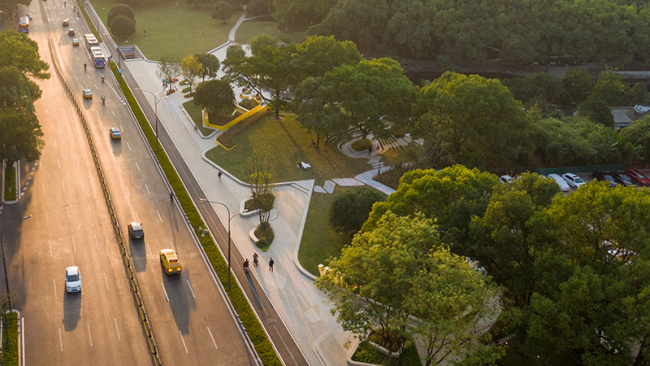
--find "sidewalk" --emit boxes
[125,58,355,366]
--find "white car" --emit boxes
[500,175,513,183]
[548,174,570,192]
[65,266,82,293]
[562,173,586,189]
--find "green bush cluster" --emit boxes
[109,62,282,366]
[216,108,272,148]
[4,165,16,201]
[351,340,420,366]
[351,138,372,152]
[2,312,18,366]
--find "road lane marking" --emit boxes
[103,273,109,291]
[87,324,93,346]
[46,109,49,115]
[50,122,54,129]
[57,159,60,168]
[95,234,99,250]
[136,162,140,171]
[74,75,78,81]
[111,109,115,116]
[187,280,195,298]
[62,182,65,193]
[49,240,52,256]
[274,324,298,365]
[114,319,121,340]
[147,243,153,258]
[53,279,57,299]
[54,140,57,148]
[161,283,169,302]
[58,328,63,351]
[125,185,130,196]
[72,238,76,253]
[43,183,45,192]
[127,142,132,151]
[135,212,140,222]
[117,163,121,172]
[207,327,218,349]
[145,184,150,194]
[88,205,92,216]
[157,210,162,222]
[169,240,175,250]
[66,207,70,219]
[179,331,189,353]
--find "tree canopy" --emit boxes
[194,53,220,81]
[194,79,235,116]
[109,15,136,39]
[329,187,384,235]
[180,54,203,94]
[211,1,233,23]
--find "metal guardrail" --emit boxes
[45,37,161,366]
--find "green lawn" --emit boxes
[4,164,16,201]
[299,186,354,276]
[2,312,18,366]
[182,100,215,136]
[235,16,307,44]
[90,0,241,61]
[204,113,371,183]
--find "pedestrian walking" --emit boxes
[169,191,174,202]
[269,258,274,272]
[218,171,222,179]
[202,30,204,36]
[368,145,372,155]
[144,30,147,37]
[193,124,198,131]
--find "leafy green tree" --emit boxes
[194,53,220,81]
[294,35,362,81]
[621,115,650,162]
[329,187,384,235]
[194,79,235,116]
[109,15,136,39]
[562,68,595,107]
[225,44,246,61]
[530,118,594,166]
[180,54,203,94]
[0,108,44,166]
[245,145,276,228]
[363,165,499,255]
[211,1,233,23]
[224,36,297,119]
[578,95,614,128]
[413,72,530,170]
[250,33,278,56]
[107,4,135,24]
[0,31,50,79]
[0,65,42,112]
[116,0,137,8]
[592,69,629,107]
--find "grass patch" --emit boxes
[4,164,16,201]
[235,16,307,44]
[208,110,244,126]
[179,79,188,85]
[352,340,421,366]
[182,86,191,93]
[298,185,354,276]
[182,100,215,137]
[2,312,18,366]
[76,0,102,42]
[206,113,371,183]
[351,138,372,152]
[90,0,241,61]
[109,61,282,366]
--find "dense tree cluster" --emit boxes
[107,4,136,38]
[357,165,650,365]
[303,0,650,65]
[0,31,48,167]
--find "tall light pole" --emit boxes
[137,89,163,155]
[0,215,32,312]
[199,199,240,291]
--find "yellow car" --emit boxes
[83,89,92,99]
[72,38,79,46]
[110,128,121,139]
[160,249,182,275]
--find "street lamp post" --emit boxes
[0,214,32,336]
[199,199,239,291]
[137,89,162,155]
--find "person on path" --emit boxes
[368,145,372,155]
[253,252,259,267]
[218,171,222,179]
[269,258,274,272]
[144,30,147,37]
[169,191,174,202]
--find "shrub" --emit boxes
[107,4,134,24]
[239,98,260,110]
[351,138,372,152]
[330,187,385,234]
[109,15,136,38]
[255,222,275,244]
[194,80,235,116]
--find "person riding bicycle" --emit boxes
[101,95,105,104]
[83,63,87,71]
[243,258,250,270]
[101,75,105,82]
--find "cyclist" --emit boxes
[83,63,87,71]
[101,95,105,104]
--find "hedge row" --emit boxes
[4,164,16,201]
[2,312,18,366]
[216,108,272,148]
[75,0,103,43]
[108,62,281,365]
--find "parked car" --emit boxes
[65,266,82,293]
[562,173,586,189]
[625,169,650,186]
[500,175,513,183]
[160,249,182,275]
[609,172,636,187]
[592,172,618,188]
[128,222,144,239]
[547,174,570,192]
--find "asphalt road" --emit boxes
[2,1,258,365]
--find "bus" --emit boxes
[84,34,98,51]
[19,17,29,33]
[91,49,106,68]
